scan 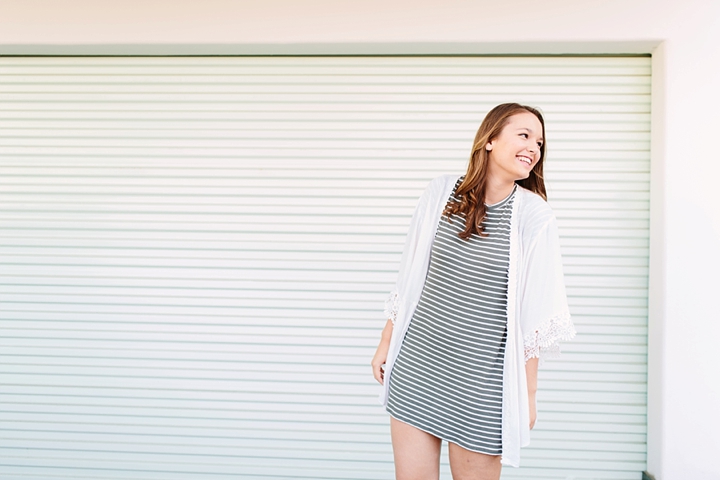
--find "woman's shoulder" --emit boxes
[419,174,462,200]
[516,185,556,231]
[427,174,462,190]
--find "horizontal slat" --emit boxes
[0,346,648,367]
[0,416,646,438]
[0,395,647,416]
[0,101,651,114]
[0,447,645,470]
[0,148,649,160]
[0,54,649,64]
[0,112,652,126]
[0,253,649,272]
[0,287,650,305]
[0,170,651,184]
[0,82,652,95]
[0,71,651,83]
[0,362,648,385]
[0,247,650,266]
[0,119,651,132]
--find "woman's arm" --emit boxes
[519,216,575,362]
[525,357,539,429]
[371,319,394,385]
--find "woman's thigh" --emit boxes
[390,416,442,480]
[447,442,501,480]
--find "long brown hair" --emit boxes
[443,103,548,240]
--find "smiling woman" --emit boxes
[485,113,545,200]
[444,105,548,241]
[371,103,576,480]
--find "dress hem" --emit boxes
[386,409,503,457]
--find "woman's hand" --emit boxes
[528,392,537,429]
[371,319,394,385]
[525,357,539,429]
[371,342,389,385]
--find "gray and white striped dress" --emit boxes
[386,177,516,455]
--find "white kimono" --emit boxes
[380,174,576,467]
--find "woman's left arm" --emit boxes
[525,357,539,429]
[519,212,575,430]
[519,215,576,361]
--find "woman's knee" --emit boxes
[390,417,442,480]
[447,442,501,480]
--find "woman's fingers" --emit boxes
[371,361,385,385]
[371,325,392,386]
[529,410,537,430]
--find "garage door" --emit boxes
[0,56,650,479]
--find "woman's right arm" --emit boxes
[370,176,441,385]
[371,319,394,385]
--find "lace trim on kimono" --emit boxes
[523,311,576,362]
[384,290,400,325]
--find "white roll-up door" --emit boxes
[0,56,650,479]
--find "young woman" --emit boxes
[371,103,576,480]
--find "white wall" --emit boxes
[1,1,719,478]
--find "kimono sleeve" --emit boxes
[518,215,576,362]
[383,179,436,324]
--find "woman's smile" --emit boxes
[517,155,533,166]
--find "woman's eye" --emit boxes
[520,133,528,138]
[537,142,543,148]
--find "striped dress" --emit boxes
[386,178,517,455]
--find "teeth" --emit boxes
[517,156,531,165]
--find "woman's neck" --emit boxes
[484,176,516,205]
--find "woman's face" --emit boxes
[485,112,544,182]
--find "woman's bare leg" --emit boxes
[447,442,501,480]
[390,416,442,480]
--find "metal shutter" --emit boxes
[0,56,650,479]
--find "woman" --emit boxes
[371,103,576,480]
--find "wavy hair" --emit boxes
[443,103,547,240]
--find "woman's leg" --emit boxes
[390,416,442,480]
[447,442,501,480]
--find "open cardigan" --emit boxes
[380,174,576,467]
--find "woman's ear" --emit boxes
[485,141,493,152]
